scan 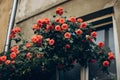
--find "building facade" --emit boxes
[1,0,120,80]
[0,0,12,52]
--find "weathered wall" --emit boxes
[114,0,120,80]
[114,0,120,50]
[16,0,115,41]
[0,0,12,52]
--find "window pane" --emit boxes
[60,63,80,80]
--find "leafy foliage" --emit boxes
[0,7,114,80]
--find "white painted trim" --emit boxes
[112,15,120,80]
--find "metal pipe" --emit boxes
[4,0,18,52]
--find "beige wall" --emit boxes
[0,0,12,52]
[16,0,115,40]
[16,0,65,21]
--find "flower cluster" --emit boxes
[0,7,115,80]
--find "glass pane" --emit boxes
[89,26,117,80]
[60,63,80,80]
[108,27,117,78]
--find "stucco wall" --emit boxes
[16,0,115,40]
[0,0,12,52]
[114,0,120,49]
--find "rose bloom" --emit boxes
[69,17,76,23]
[11,27,21,34]
[9,33,16,39]
[26,53,32,59]
[55,17,60,22]
[25,43,33,48]
[75,29,83,35]
[5,60,11,65]
[61,24,68,30]
[32,24,42,31]
[55,25,61,31]
[46,25,54,30]
[10,52,17,59]
[98,42,104,48]
[0,56,7,62]
[108,52,114,60]
[77,18,83,23]
[64,32,71,39]
[11,60,15,64]
[56,7,63,15]
[42,18,50,24]
[91,59,96,63]
[11,46,19,52]
[65,44,70,49]
[37,53,43,58]
[59,18,65,24]
[80,22,87,28]
[91,31,97,38]
[86,36,93,42]
[49,39,55,45]
[108,55,114,60]
[31,35,43,43]
[103,61,109,67]
[37,19,43,25]
[11,46,19,54]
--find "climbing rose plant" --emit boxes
[0,7,115,80]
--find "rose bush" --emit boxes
[0,7,115,80]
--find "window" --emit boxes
[59,7,117,80]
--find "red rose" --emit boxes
[108,52,114,60]
[46,25,54,30]
[98,42,104,48]
[11,60,16,64]
[55,17,60,22]
[9,33,16,39]
[77,18,83,23]
[75,29,83,35]
[91,31,97,38]
[32,24,42,31]
[55,25,61,31]
[91,59,96,63]
[80,22,87,28]
[0,56,7,62]
[37,19,43,25]
[69,17,76,22]
[5,60,11,65]
[103,61,109,67]
[37,53,43,58]
[49,39,55,45]
[42,18,50,24]
[59,18,65,24]
[31,35,43,43]
[11,27,21,34]
[25,43,33,48]
[26,53,32,59]
[10,52,17,59]
[64,32,71,39]
[10,46,19,54]
[61,24,68,30]
[65,44,70,49]
[56,7,63,15]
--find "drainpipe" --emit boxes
[4,0,18,52]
